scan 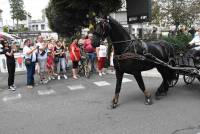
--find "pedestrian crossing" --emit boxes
[67,84,85,90]
[2,93,22,102]
[1,77,134,102]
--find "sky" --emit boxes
[0,0,50,26]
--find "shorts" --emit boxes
[72,61,79,69]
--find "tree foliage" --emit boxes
[152,0,200,27]
[3,26,9,33]
[46,0,122,37]
[9,0,26,30]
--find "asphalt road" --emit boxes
[0,72,200,134]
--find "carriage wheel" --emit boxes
[168,73,179,87]
[183,75,195,84]
[197,77,200,82]
[168,59,179,87]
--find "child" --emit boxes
[46,50,55,80]
[96,40,107,76]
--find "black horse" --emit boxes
[92,17,176,108]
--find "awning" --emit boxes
[0,32,15,40]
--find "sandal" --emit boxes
[73,76,78,79]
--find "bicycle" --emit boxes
[78,51,91,78]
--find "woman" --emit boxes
[70,39,81,79]
[36,36,48,84]
[2,40,16,91]
[23,39,37,89]
[54,41,68,80]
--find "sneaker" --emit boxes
[99,72,102,77]
[51,76,55,80]
[102,72,106,75]
[63,75,68,80]
[9,86,16,91]
[48,77,51,81]
[58,75,61,80]
[27,85,33,89]
[43,79,48,84]
[40,80,44,84]
[12,84,17,88]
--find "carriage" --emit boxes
[167,47,200,87]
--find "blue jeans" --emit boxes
[56,58,66,74]
[26,62,35,86]
[86,53,96,72]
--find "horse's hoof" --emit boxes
[111,103,118,109]
[155,95,161,100]
[144,96,153,105]
[155,92,167,100]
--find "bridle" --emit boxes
[94,17,139,53]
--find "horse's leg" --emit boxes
[134,72,152,105]
[156,67,169,99]
[112,70,124,108]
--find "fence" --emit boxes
[0,53,26,73]
[0,52,72,73]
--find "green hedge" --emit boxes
[162,34,192,53]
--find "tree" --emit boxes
[3,26,9,33]
[151,0,163,26]
[9,0,26,32]
[152,0,200,27]
[46,0,122,37]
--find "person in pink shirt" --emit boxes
[83,33,96,73]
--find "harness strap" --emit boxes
[114,52,145,61]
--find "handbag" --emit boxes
[25,58,31,65]
[25,54,32,66]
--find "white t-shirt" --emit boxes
[98,45,107,57]
[23,46,37,62]
[189,35,200,46]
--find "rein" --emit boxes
[111,39,135,44]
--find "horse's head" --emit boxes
[92,17,111,48]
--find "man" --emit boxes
[189,28,200,50]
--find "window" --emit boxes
[32,25,35,31]
[36,25,38,31]
[41,24,45,30]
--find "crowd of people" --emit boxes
[0,33,114,90]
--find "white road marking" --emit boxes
[93,81,111,87]
[2,94,22,102]
[67,84,85,90]
[37,89,56,95]
[122,78,133,83]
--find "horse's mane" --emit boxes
[109,16,136,40]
